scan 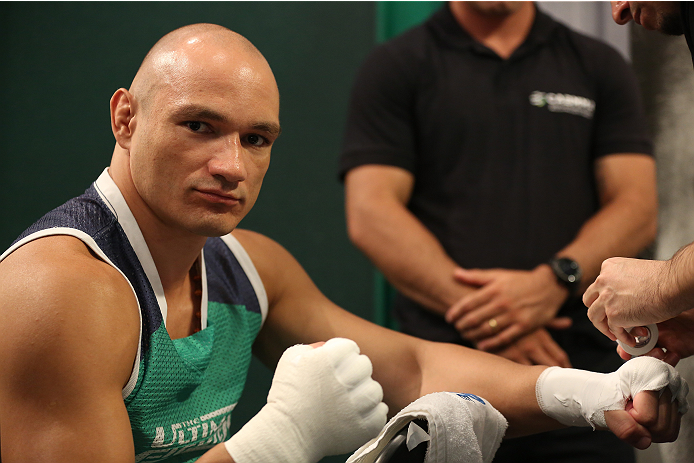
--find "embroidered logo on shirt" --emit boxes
[529,91,596,119]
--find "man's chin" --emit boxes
[187,219,240,238]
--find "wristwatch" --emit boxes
[548,257,582,296]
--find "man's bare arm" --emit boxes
[560,154,657,292]
[0,236,140,462]
[344,164,473,315]
[236,229,684,448]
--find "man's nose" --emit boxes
[208,134,247,183]
[611,1,633,25]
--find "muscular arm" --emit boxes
[344,164,473,315]
[238,229,555,434]
[236,229,680,447]
[0,237,140,462]
[558,154,657,292]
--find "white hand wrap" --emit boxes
[536,356,689,429]
[225,338,389,463]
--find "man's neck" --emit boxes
[108,155,206,292]
[449,2,536,59]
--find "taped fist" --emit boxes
[225,338,388,463]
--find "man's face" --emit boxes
[611,1,683,35]
[127,46,281,238]
[465,1,526,16]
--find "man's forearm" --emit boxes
[666,242,694,312]
[345,166,475,315]
[556,155,657,292]
[351,202,474,315]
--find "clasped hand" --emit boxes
[445,266,571,351]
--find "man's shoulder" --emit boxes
[547,16,629,65]
[362,21,436,72]
[0,235,139,361]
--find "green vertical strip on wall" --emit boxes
[372,1,443,328]
[376,1,444,42]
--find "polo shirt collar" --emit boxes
[428,3,560,59]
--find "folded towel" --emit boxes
[347,392,508,463]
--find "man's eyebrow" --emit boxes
[253,122,282,137]
[172,104,281,136]
[172,105,228,122]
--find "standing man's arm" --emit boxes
[448,153,658,350]
[344,164,570,367]
[344,164,472,315]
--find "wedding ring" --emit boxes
[488,318,498,329]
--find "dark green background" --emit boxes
[0,2,439,461]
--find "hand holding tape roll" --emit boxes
[617,324,659,356]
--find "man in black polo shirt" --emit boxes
[339,2,657,462]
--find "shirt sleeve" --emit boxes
[589,41,654,158]
[338,39,422,180]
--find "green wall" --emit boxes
[0,2,375,462]
[0,2,440,461]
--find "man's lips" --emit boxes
[195,188,242,205]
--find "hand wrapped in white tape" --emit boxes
[536,356,688,429]
[225,338,389,463]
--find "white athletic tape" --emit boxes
[225,338,388,463]
[536,356,689,429]
[617,324,659,356]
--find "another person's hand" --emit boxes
[225,338,388,463]
[615,309,694,365]
[584,257,682,345]
[446,266,571,350]
[489,328,572,368]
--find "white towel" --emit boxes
[347,392,508,463]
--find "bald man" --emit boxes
[0,23,687,463]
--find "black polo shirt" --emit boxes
[339,5,653,353]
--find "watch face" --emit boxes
[554,258,581,284]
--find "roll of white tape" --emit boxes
[617,324,659,356]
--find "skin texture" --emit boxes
[345,1,658,367]
[0,23,681,463]
[611,1,684,35]
[583,0,694,362]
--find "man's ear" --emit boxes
[110,88,137,150]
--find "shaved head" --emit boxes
[109,23,281,238]
[129,23,274,114]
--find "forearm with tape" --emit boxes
[536,356,689,429]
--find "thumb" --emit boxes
[604,409,652,450]
[453,267,493,286]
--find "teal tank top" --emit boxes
[4,169,267,463]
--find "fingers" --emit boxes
[453,267,494,287]
[604,409,652,450]
[445,288,495,324]
[545,316,573,330]
[452,306,507,338]
[582,281,599,308]
[630,389,681,444]
[541,337,572,368]
[497,330,571,367]
[476,324,523,351]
